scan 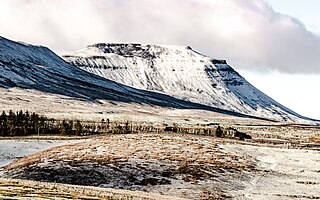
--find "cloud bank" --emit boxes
[1,0,320,73]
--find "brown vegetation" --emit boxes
[4,133,254,199]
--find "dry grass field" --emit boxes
[3,134,254,199]
[1,130,320,199]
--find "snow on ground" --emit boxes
[0,139,81,169]
[1,133,320,199]
[222,144,320,199]
[3,134,254,199]
[0,87,269,126]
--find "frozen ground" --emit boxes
[222,144,320,199]
[1,133,320,199]
[3,134,254,199]
[0,139,81,169]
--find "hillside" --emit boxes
[0,36,266,121]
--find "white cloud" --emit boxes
[239,69,320,119]
[0,0,320,73]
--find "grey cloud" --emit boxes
[0,0,319,73]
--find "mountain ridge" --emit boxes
[62,43,311,122]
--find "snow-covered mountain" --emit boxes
[0,36,268,121]
[63,43,309,122]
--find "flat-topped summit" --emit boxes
[63,43,307,122]
[63,43,207,60]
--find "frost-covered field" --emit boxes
[3,134,253,199]
[0,139,81,169]
[1,133,320,199]
[223,144,320,199]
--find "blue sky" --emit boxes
[266,0,320,33]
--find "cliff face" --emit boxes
[63,43,306,122]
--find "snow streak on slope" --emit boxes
[0,36,267,121]
[63,43,308,122]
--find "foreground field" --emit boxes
[3,134,253,199]
[1,133,320,199]
[224,144,320,199]
[0,178,184,200]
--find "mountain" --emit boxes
[0,36,270,121]
[62,43,309,122]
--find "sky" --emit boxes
[0,0,319,119]
[239,0,320,119]
[266,0,320,33]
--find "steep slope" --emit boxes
[63,43,308,122]
[0,36,266,121]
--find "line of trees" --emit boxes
[0,110,252,140]
[0,110,83,136]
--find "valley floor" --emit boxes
[0,87,270,127]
